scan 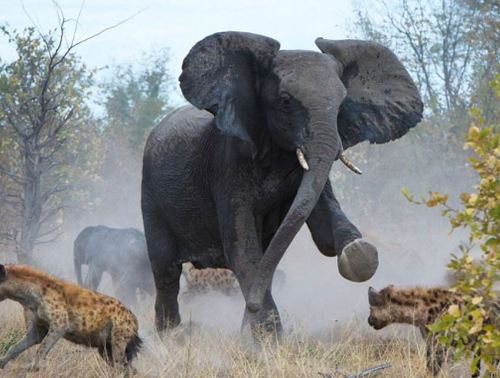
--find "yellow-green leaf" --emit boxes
[471,296,482,305]
[448,304,460,317]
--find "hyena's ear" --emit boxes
[0,265,5,282]
[368,287,384,306]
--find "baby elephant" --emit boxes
[74,225,155,307]
[0,264,141,372]
[367,285,499,377]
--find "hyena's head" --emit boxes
[367,285,396,330]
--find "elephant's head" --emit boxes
[179,32,423,311]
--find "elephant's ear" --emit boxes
[179,32,280,147]
[315,38,423,149]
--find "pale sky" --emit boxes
[0,0,365,103]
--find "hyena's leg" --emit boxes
[23,308,35,330]
[29,307,69,372]
[29,326,68,372]
[97,322,114,364]
[426,337,445,376]
[98,343,113,365]
[110,326,132,369]
[0,322,48,369]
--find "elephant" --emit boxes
[73,225,155,307]
[141,32,423,336]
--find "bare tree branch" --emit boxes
[34,230,63,245]
[37,212,62,233]
[41,185,71,205]
[65,9,144,54]
[3,191,23,201]
[69,0,85,48]
[37,107,74,149]
[0,164,28,184]
[0,2,132,262]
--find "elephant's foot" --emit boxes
[337,239,378,282]
[155,310,181,335]
[252,313,283,343]
[242,306,283,343]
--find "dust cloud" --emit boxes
[29,126,473,335]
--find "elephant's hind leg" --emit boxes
[153,263,182,332]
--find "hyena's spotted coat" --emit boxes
[0,264,141,372]
[182,263,240,297]
[367,285,499,377]
[181,263,286,299]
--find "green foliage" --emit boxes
[0,24,104,260]
[81,48,175,228]
[402,75,500,374]
[101,48,174,153]
[459,0,500,124]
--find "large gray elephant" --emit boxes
[73,225,155,307]
[141,32,423,335]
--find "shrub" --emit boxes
[401,74,499,374]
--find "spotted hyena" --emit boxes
[367,285,499,377]
[181,263,240,298]
[181,262,286,299]
[0,264,141,372]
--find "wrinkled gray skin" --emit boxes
[141,32,423,337]
[73,225,155,307]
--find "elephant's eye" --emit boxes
[278,93,291,108]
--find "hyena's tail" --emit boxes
[125,333,143,362]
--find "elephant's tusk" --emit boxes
[296,148,309,171]
[339,153,362,174]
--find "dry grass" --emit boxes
[0,300,473,378]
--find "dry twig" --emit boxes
[318,362,391,378]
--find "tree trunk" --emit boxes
[17,147,42,264]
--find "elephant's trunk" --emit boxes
[247,115,339,312]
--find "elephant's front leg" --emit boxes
[306,181,378,282]
[219,203,282,338]
[84,264,104,291]
[142,204,182,332]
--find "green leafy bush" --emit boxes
[402,75,499,374]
